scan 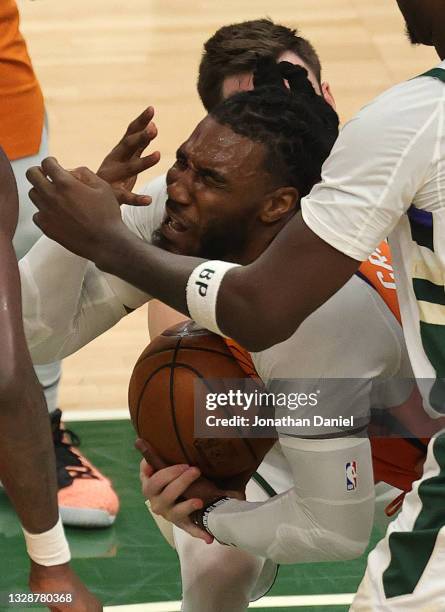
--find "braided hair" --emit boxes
[210,57,339,200]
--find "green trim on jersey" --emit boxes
[419,322,445,377]
[413,278,445,306]
[420,68,445,83]
[408,68,445,404]
[382,434,445,599]
[252,472,278,498]
[382,68,445,600]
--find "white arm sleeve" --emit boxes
[21,239,133,363]
[207,436,374,564]
[21,174,168,364]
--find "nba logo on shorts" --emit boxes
[346,461,357,491]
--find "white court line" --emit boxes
[63,408,130,422]
[104,593,355,611]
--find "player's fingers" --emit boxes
[133,122,158,156]
[145,464,191,499]
[115,188,152,207]
[40,157,75,188]
[118,128,152,158]
[168,498,203,522]
[125,151,161,176]
[26,166,57,198]
[125,106,154,136]
[175,512,214,544]
[139,458,155,480]
[29,187,52,211]
[161,467,202,504]
[135,439,167,470]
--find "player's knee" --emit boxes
[179,539,262,610]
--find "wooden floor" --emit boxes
[18,0,437,412]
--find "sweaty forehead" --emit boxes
[183,116,266,177]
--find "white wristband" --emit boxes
[186,261,240,335]
[22,516,71,566]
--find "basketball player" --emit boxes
[0,0,118,528]
[22,63,425,610]
[0,147,100,610]
[135,19,335,338]
[25,1,445,608]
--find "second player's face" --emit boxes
[221,50,322,98]
[154,117,272,261]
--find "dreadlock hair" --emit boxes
[210,57,339,201]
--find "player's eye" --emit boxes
[200,173,224,188]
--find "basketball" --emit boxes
[128,321,275,482]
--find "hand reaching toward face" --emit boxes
[97,106,160,205]
[27,157,132,262]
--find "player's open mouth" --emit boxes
[162,213,188,236]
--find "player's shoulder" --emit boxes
[355,64,445,127]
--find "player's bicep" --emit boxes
[219,214,359,351]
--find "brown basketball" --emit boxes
[128,320,274,481]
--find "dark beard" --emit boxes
[197,216,250,260]
[151,215,250,261]
[151,227,174,251]
[405,22,422,45]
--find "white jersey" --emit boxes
[301,63,445,416]
[20,174,413,565]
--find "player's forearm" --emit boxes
[94,213,359,352]
[0,243,58,533]
[206,436,374,563]
[92,224,284,348]
[95,225,199,315]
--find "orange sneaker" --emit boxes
[51,409,119,528]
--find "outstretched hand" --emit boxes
[97,106,160,205]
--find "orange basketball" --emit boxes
[128,321,274,481]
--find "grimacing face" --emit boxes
[152,116,274,262]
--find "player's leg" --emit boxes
[174,527,267,612]
[172,444,292,611]
[11,119,62,416]
[12,119,119,527]
[351,431,445,610]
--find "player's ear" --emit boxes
[321,81,336,111]
[259,186,299,224]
